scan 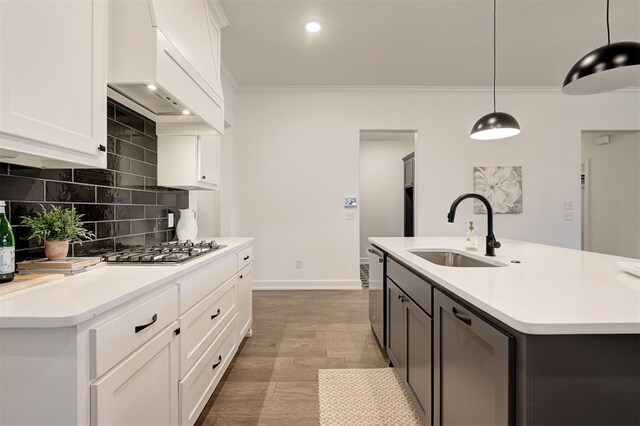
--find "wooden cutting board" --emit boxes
[0,273,65,296]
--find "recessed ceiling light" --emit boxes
[182,110,191,115]
[146,84,157,91]
[305,21,321,33]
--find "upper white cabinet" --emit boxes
[0,0,108,168]
[157,135,221,190]
[108,0,228,135]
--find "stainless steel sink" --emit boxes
[410,250,506,268]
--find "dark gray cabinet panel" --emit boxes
[434,289,514,426]
[406,296,432,421]
[387,257,432,315]
[387,280,406,376]
[403,153,414,187]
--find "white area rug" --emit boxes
[319,368,423,425]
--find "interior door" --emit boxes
[0,0,106,156]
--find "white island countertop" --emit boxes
[370,237,640,335]
[0,238,253,328]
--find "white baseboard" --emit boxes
[360,257,369,264]
[253,279,363,290]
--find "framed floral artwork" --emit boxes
[473,166,523,214]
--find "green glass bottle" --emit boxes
[0,200,16,284]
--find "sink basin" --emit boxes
[410,250,506,268]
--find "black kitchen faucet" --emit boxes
[447,193,501,256]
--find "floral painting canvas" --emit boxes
[473,166,523,214]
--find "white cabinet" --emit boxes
[91,324,179,426]
[237,265,253,341]
[157,135,221,190]
[0,0,107,169]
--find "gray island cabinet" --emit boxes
[383,255,640,426]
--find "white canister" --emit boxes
[176,209,198,241]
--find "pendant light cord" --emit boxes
[606,0,611,45]
[493,0,497,112]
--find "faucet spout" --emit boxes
[447,193,501,256]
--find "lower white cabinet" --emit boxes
[179,317,237,426]
[0,241,253,426]
[91,323,180,426]
[237,264,253,341]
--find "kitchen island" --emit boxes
[0,237,254,426]
[370,237,640,426]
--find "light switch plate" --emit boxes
[564,201,574,210]
[564,212,574,221]
[345,211,357,221]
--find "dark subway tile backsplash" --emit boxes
[0,98,188,261]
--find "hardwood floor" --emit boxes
[195,290,387,425]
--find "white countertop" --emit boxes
[0,238,253,328]
[370,237,640,335]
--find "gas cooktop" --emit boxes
[103,240,226,265]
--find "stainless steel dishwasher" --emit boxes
[368,245,385,348]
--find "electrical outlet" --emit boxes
[564,201,574,210]
[167,212,175,228]
[564,212,574,221]
[295,259,302,269]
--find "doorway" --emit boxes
[359,130,417,286]
[581,130,640,258]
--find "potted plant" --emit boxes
[20,205,95,260]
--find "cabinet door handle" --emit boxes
[239,274,243,279]
[452,307,472,326]
[243,255,250,261]
[202,175,206,180]
[134,314,158,333]
[212,355,223,370]
[98,144,106,152]
[211,308,221,320]
[398,295,407,303]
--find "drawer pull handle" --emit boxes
[211,308,221,320]
[239,274,243,279]
[452,307,472,326]
[134,314,158,333]
[398,295,407,303]
[243,255,250,260]
[212,355,223,370]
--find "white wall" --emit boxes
[582,131,640,259]
[232,88,640,289]
[359,138,414,260]
[196,74,239,238]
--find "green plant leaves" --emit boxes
[20,205,95,245]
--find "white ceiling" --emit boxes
[219,0,640,87]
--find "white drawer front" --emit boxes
[178,254,237,314]
[238,246,252,271]
[90,286,178,380]
[178,276,237,377]
[179,316,237,426]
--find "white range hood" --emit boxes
[108,0,228,135]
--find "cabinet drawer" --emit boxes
[178,254,237,314]
[238,246,252,271]
[387,257,432,316]
[178,276,237,377]
[179,316,237,426]
[90,286,178,380]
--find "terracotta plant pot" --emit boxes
[44,240,69,260]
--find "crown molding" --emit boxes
[206,0,230,28]
[236,85,640,94]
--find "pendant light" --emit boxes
[470,0,520,140]
[563,0,640,95]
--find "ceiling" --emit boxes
[219,0,640,87]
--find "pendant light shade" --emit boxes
[470,112,521,140]
[470,0,520,141]
[563,0,640,95]
[562,41,640,94]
